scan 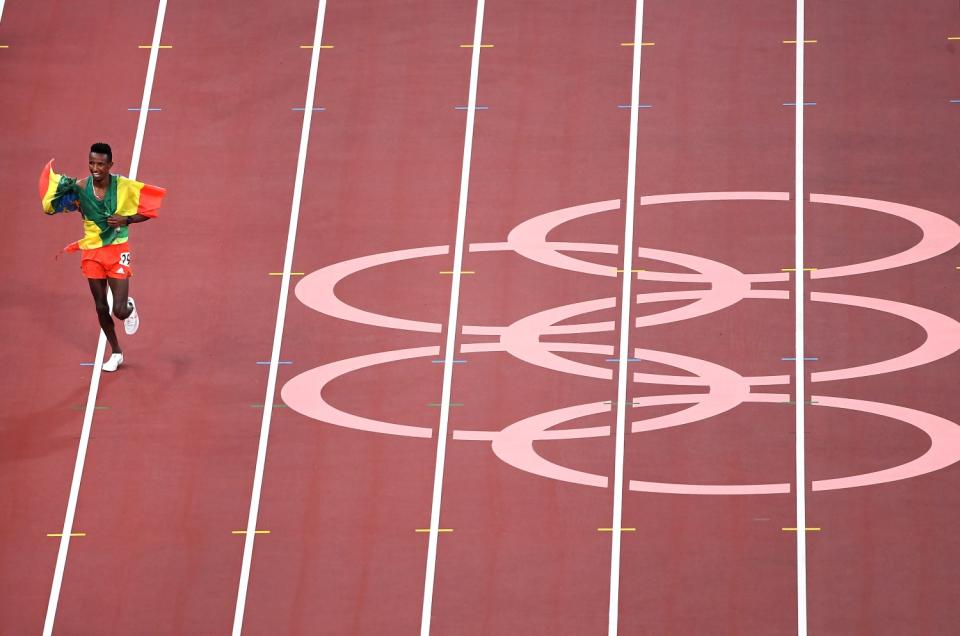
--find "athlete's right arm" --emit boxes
[41,172,82,215]
[62,176,85,192]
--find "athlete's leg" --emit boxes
[108,278,131,320]
[88,279,121,354]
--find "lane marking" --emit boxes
[620,42,655,46]
[782,357,818,361]
[605,358,641,363]
[598,528,636,532]
[420,2,486,634]
[269,272,304,276]
[460,44,493,48]
[232,4,330,633]
[292,107,325,111]
[454,105,488,110]
[948,37,960,40]
[0,0,5,24]
[439,270,475,274]
[127,107,162,111]
[609,2,646,634]
[138,44,173,48]
[42,3,169,635]
[300,44,335,48]
[70,405,109,411]
[614,268,645,273]
[618,104,653,108]
[950,99,960,104]
[416,528,454,533]
[431,359,466,364]
[784,102,816,106]
[249,404,287,409]
[256,361,293,365]
[426,402,464,407]
[791,2,809,634]
[0,45,9,48]
[783,39,817,44]
[783,527,821,532]
[231,530,270,535]
[46,533,85,538]
[781,267,817,272]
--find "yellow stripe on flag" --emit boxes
[39,161,63,214]
[116,177,144,217]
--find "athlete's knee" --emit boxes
[95,300,111,317]
[112,305,130,320]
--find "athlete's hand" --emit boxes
[106,215,128,228]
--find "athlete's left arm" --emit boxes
[106,214,151,228]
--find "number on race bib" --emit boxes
[119,252,131,266]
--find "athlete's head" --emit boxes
[89,142,113,181]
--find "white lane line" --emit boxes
[793,1,808,634]
[0,0,6,24]
[608,1,645,633]
[41,2,168,634]
[418,1,486,634]
[230,1,328,633]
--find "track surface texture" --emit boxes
[1,1,959,635]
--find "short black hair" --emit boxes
[90,142,112,161]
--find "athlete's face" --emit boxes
[88,153,113,182]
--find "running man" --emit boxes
[39,142,166,372]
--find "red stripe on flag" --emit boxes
[137,184,166,218]
[39,159,55,198]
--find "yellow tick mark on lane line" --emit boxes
[783,40,817,44]
[620,42,655,46]
[460,44,494,48]
[268,272,305,276]
[47,533,86,537]
[598,528,636,532]
[300,45,335,49]
[138,45,173,48]
[781,527,821,532]
[415,528,454,533]
[439,270,475,275]
[232,530,271,534]
[781,267,818,272]
[614,268,646,273]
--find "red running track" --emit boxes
[2,1,960,635]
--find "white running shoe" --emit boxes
[102,353,124,372]
[124,297,140,335]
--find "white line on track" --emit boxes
[0,0,6,24]
[607,2,646,633]
[231,1,328,634]
[792,0,808,634]
[41,2,168,634]
[418,0,486,633]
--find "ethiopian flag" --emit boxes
[38,160,80,215]
[39,160,165,251]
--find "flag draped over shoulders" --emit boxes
[39,159,166,251]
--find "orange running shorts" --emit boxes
[80,243,133,280]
